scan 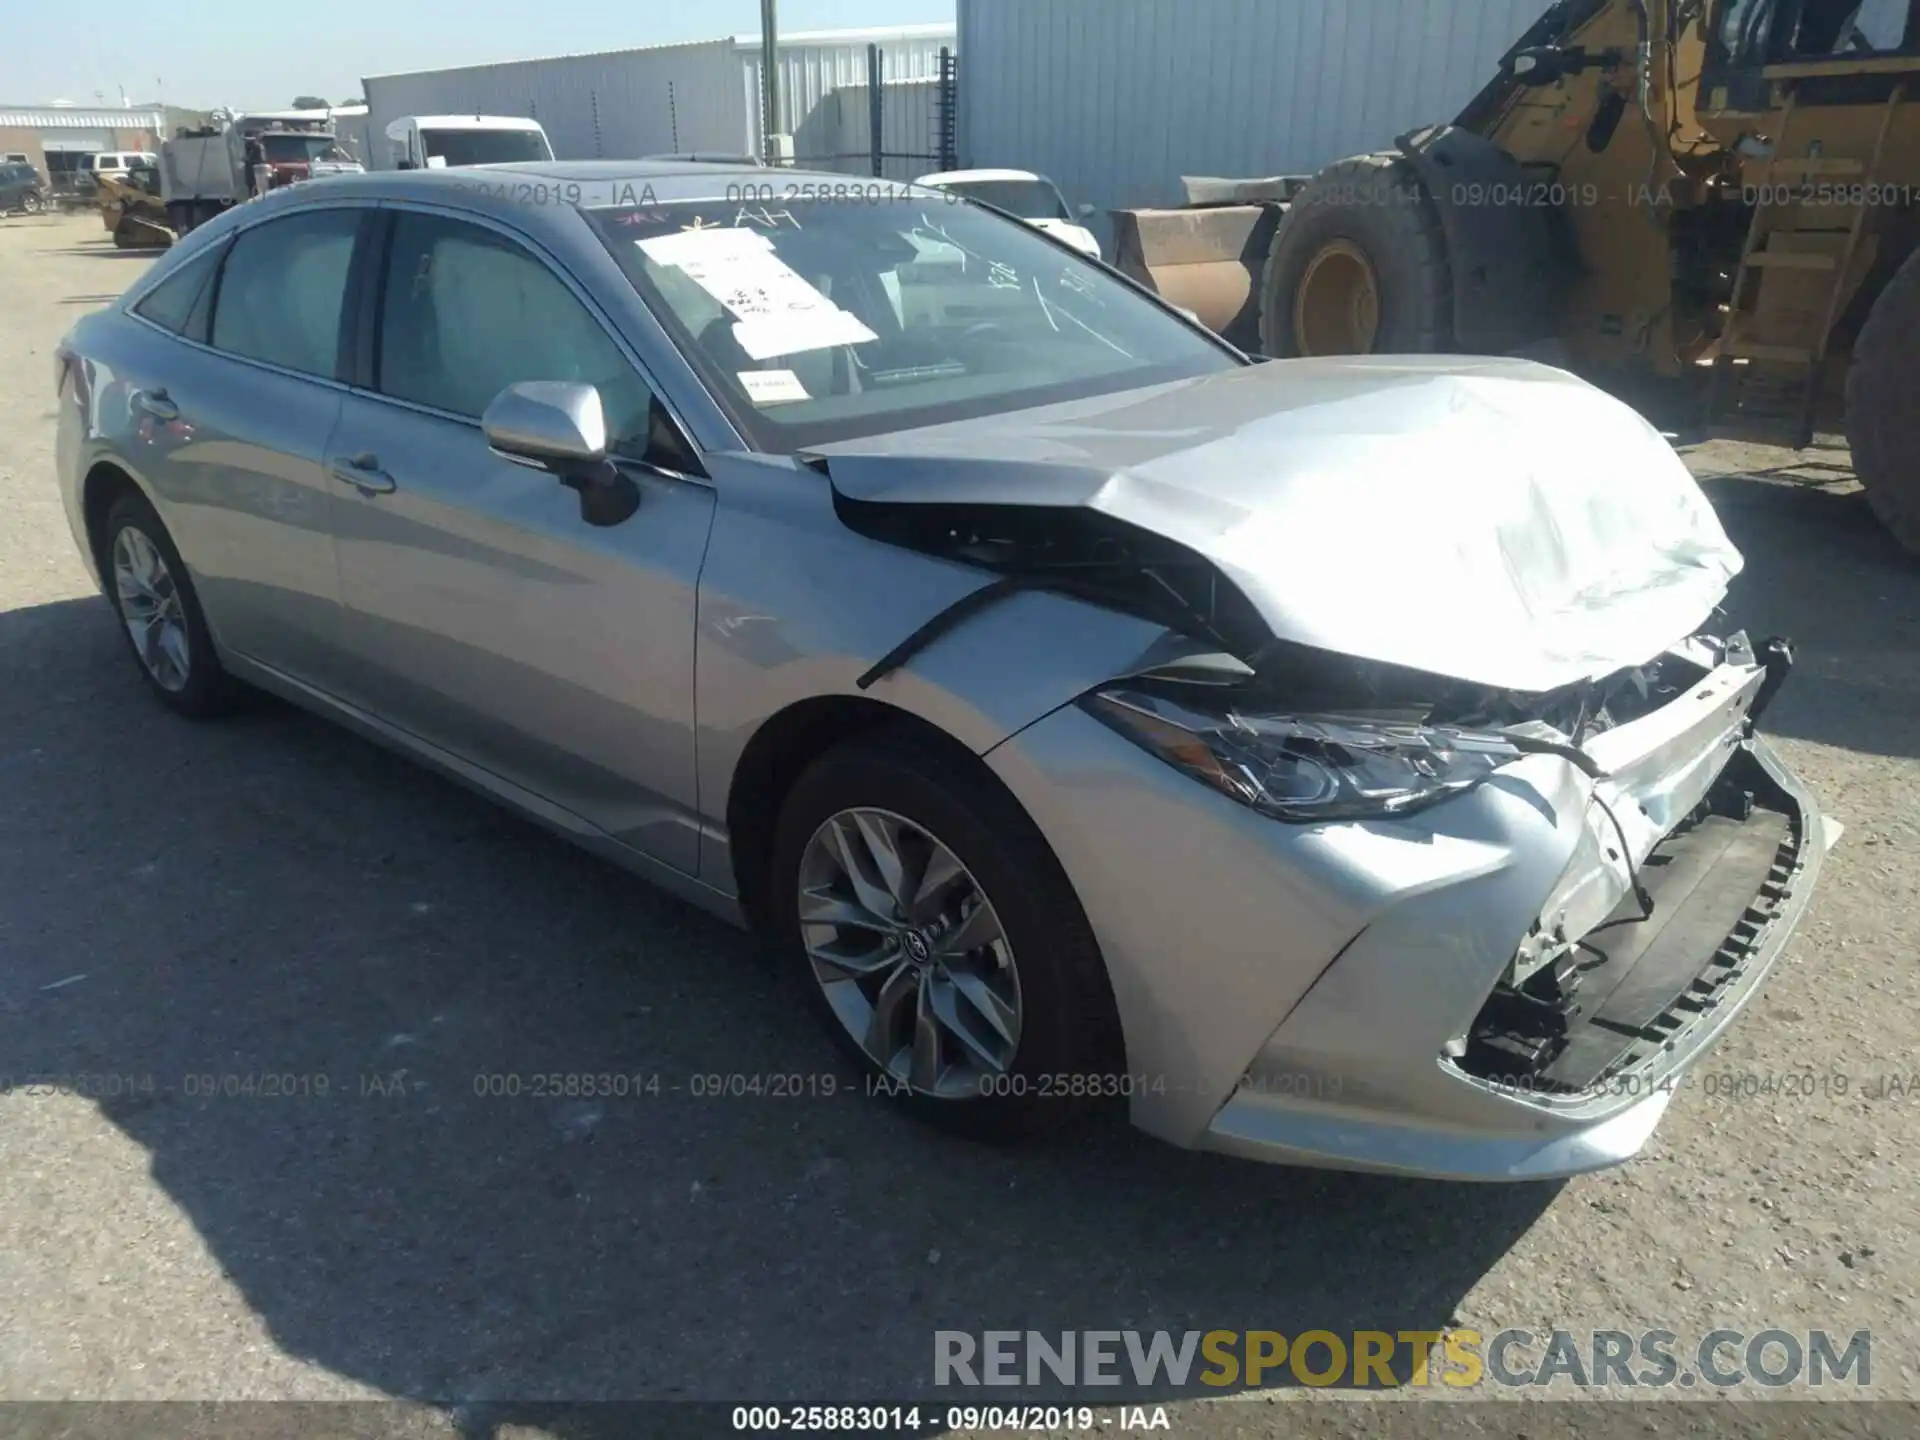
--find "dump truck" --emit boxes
[156,109,355,237]
[1113,0,1920,553]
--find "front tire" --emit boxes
[770,733,1121,1141]
[1259,152,1452,358]
[104,491,234,717]
[1846,248,1920,555]
[21,191,43,214]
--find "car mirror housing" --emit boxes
[482,381,610,475]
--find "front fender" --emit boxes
[694,454,1174,889]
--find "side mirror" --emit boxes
[1077,201,1096,218]
[482,381,638,527]
[483,380,608,472]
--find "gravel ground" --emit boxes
[0,213,1915,1432]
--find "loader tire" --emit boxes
[1258,152,1451,358]
[1846,248,1920,556]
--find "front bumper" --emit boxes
[987,640,1825,1181]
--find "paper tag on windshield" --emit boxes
[638,227,877,359]
[739,369,810,405]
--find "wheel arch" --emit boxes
[725,694,1017,937]
[80,459,149,587]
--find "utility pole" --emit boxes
[759,0,780,165]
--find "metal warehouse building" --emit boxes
[362,23,956,176]
[0,104,165,186]
[956,0,1552,220]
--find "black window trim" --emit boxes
[128,238,226,342]
[348,198,711,482]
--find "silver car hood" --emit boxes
[810,356,1742,692]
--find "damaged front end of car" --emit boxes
[1077,624,1817,1103]
[810,437,1823,1173]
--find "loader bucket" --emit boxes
[1110,204,1284,354]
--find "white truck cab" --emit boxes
[385,115,554,170]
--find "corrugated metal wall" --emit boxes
[813,78,947,180]
[363,25,955,172]
[737,25,955,162]
[957,0,1551,221]
[363,39,743,168]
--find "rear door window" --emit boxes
[209,209,363,379]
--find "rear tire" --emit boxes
[769,731,1122,1142]
[21,192,42,214]
[103,491,235,718]
[1846,247,1920,555]
[1259,152,1452,358]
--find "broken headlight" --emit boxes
[1082,687,1522,822]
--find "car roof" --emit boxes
[292,160,939,208]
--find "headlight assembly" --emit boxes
[1081,686,1523,822]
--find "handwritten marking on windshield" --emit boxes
[733,204,803,230]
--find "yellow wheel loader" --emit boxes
[1113,0,1920,553]
[96,163,175,249]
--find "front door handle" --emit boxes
[132,388,179,422]
[328,453,397,496]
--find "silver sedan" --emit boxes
[54,162,1826,1179]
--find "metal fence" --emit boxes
[789,43,957,180]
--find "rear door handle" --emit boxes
[328,453,397,495]
[132,388,179,422]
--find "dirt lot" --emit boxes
[0,212,1916,1430]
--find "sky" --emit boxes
[1,0,953,113]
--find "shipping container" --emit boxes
[363,23,955,173]
[956,0,1553,228]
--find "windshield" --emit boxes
[587,194,1235,450]
[421,129,552,166]
[935,178,1073,222]
[261,134,337,165]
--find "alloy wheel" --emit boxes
[112,525,191,692]
[796,806,1022,1098]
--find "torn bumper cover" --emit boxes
[1201,635,1825,1181]
[982,630,1824,1181]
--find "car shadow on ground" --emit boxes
[1,597,1552,1427]
[1700,470,1920,761]
[32,245,157,259]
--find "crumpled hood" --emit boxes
[809,356,1742,692]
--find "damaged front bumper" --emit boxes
[1205,637,1825,1180]
[986,632,1827,1181]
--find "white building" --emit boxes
[0,103,166,187]
[361,23,956,172]
[956,0,1553,220]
